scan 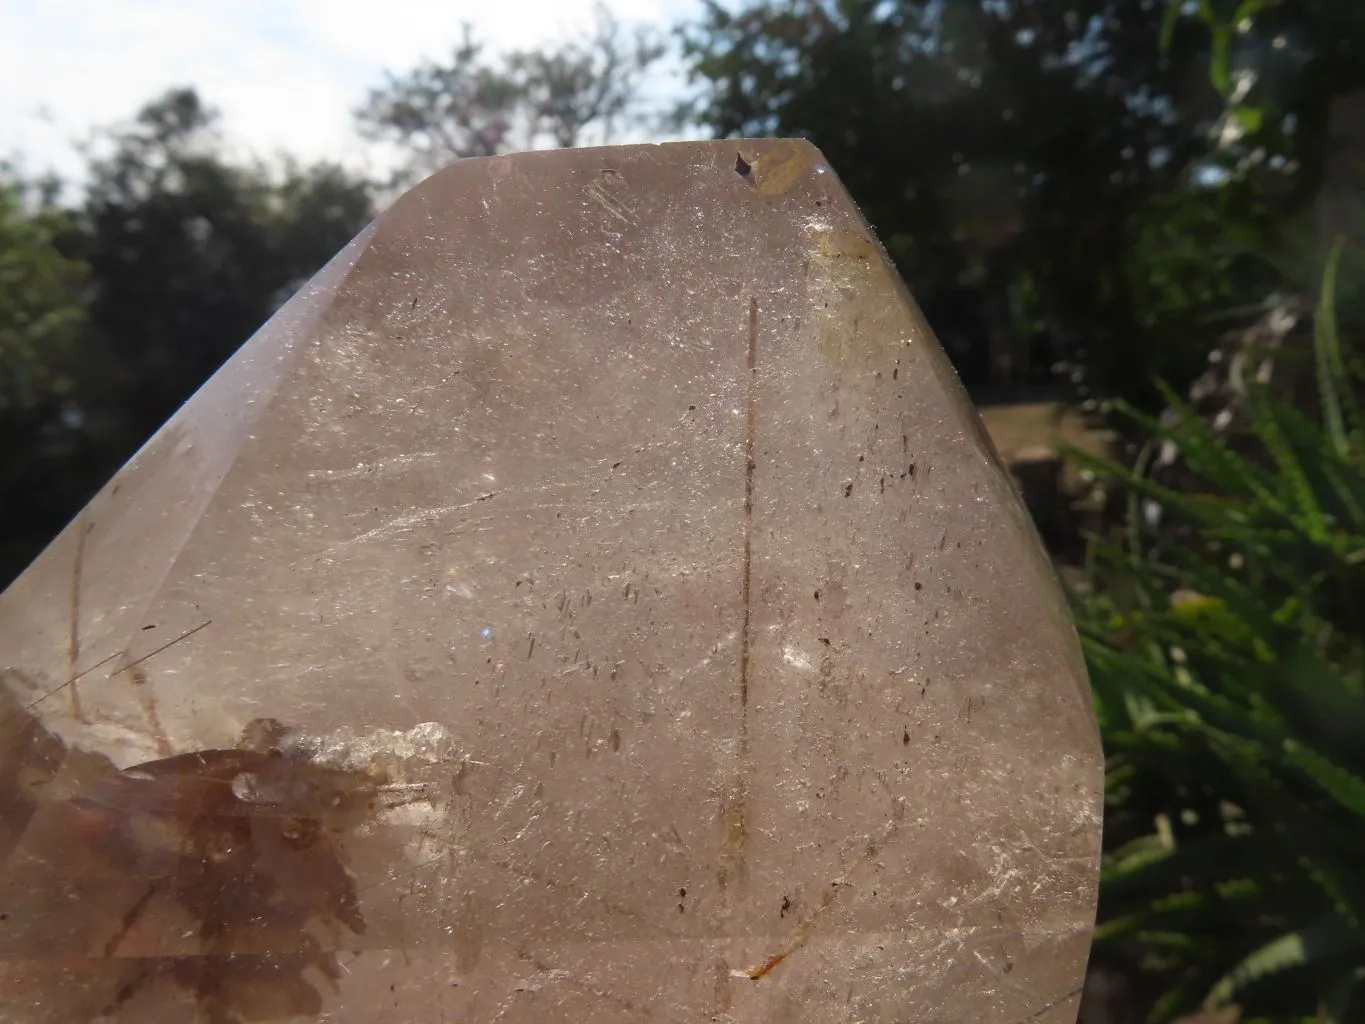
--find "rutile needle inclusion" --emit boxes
[0,140,1103,1023]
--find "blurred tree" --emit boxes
[512,7,666,149]
[0,172,86,430]
[357,28,523,169]
[1163,0,1365,203]
[0,169,96,581]
[76,88,375,450]
[674,0,1294,407]
[1165,0,1365,325]
[0,89,375,587]
[357,3,664,179]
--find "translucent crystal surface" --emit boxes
[0,140,1102,1022]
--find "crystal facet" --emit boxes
[0,140,1102,1022]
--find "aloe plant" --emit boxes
[1073,243,1365,1022]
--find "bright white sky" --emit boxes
[0,0,703,185]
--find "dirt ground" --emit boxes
[975,401,1113,581]
[977,401,1110,464]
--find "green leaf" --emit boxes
[1234,0,1266,19]
[1159,0,1185,55]
[1315,238,1358,457]
[1210,25,1232,96]
[1281,739,1365,819]
[1245,391,1328,540]
[1205,918,1365,1007]
[1234,104,1264,133]
[1205,931,1307,1006]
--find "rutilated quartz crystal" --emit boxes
[0,141,1102,1022]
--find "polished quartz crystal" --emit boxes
[0,140,1102,1023]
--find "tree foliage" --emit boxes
[1074,247,1365,1021]
[0,170,94,578]
[76,88,375,450]
[675,0,1358,406]
[0,172,86,423]
[0,89,374,585]
[357,3,664,179]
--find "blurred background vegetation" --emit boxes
[2,1,1363,1020]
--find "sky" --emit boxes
[0,0,701,184]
